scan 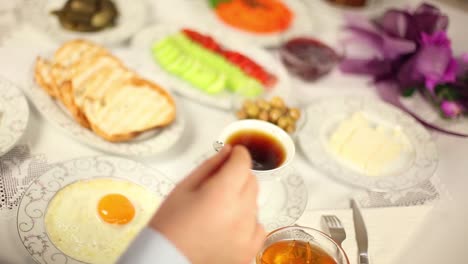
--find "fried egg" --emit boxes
[45,178,160,264]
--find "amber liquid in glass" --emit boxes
[259,240,337,264]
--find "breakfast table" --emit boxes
[0,0,467,263]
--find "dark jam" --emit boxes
[280,37,340,81]
[327,0,367,7]
[226,130,286,171]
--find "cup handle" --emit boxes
[213,141,224,152]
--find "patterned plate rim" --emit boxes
[298,96,438,192]
[261,167,308,231]
[17,155,174,264]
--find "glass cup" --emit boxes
[257,226,350,264]
[214,119,296,206]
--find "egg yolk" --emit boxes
[98,194,135,225]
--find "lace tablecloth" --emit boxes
[0,0,467,263]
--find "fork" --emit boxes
[321,215,347,246]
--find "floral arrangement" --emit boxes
[340,3,468,119]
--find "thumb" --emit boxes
[178,145,232,191]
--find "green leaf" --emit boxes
[402,87,416,97]
[209,0,231,8]
[435,84,459,101]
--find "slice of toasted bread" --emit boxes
[53,39,109,68]
[69,54,130,107]
[34,57,58,98]
[82,78,176,142]
[57,81,91,129]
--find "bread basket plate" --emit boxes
[151,0,314,48]
[20,0,147,46]
[130,24,292,110]
[297,96,438,192]
[0,77,29,157]
[25,48,185,157]
[17,156,173,264]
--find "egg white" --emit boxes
[45,178,160,264]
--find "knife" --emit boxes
[351,199,369,264]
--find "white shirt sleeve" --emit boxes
[117,227,191,264]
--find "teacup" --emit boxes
[214,119,296,205]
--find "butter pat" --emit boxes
[328,112,408,176]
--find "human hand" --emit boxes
[149,145,265,264]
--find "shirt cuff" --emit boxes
[117,227,191,264]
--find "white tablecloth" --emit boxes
[0,0,467,263]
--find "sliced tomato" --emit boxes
[182,28,222,52]
[181,29,277,89]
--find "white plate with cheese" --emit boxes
[298,96,438,192]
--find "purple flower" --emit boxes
[441,100,463,118]
[398,31,457,91]
[343,13,416,60]
[404,3,449,42]
[340,2,468,121]
[340,3,449,82]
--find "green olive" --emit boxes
[277,116,289,129]
[289,108,301,120]
[258,111,269,121]
[257,99,271,111]
[91,10,113,27]
[70,0,96,14]
[286,123,296,134]
[246,104,260,118]
[270,96,285,108]
[269,108,282,123]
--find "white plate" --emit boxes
[17,156,173,264]
[151,0,314,47]
[0,77,29,156]
[131,24,292,110]
[298,97,438,192]
[20,0,148,45]
[25,49,185,157]
[401,93,468,136]
[259,167,308,231]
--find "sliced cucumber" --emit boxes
[171,56,196,75]
[152,46,182,66]
[186,65,218,88]
[204,73,227,94]
[234,78,264,98]
[151,34,264,97]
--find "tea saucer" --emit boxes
[257,167,308,231]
